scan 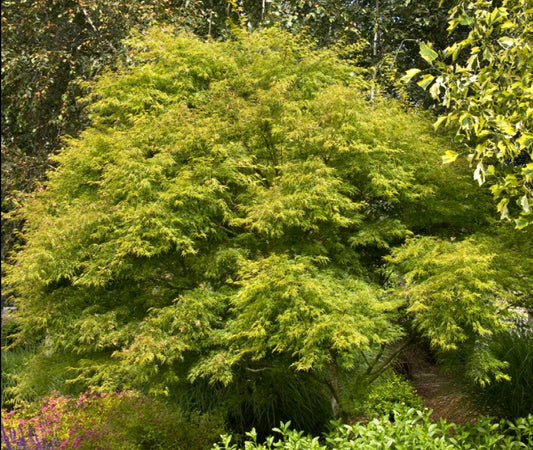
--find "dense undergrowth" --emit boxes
[4,331,532,448]
[2,394,532,449]
[2,340,532,450]
[1,391,224,450]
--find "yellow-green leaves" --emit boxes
[235,159,358,238]
[400,68,421,84]
[223,254,402,374]
[442,150,459,165]
[419,42,438,64]
[4,26,510,400]
[416,74,435,89]
[408,0,533,227]
[387,234,522,384]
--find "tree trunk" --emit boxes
[326,353,349,421]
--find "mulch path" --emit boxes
[401,345,482,425]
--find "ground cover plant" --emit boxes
[3,24,532,438]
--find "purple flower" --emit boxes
[1,422,14,450]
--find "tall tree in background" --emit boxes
[264,0,456,101]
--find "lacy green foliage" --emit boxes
[4,27,518,417]
[1,391,224,450]
[215,409,533,449]
[362,372,422,418]
[0,0,461,276]
[191,255,401,383]
[472,227,533,310]
[405,0,533,227]
[0,0,226,268]
[2,350,89,410]
[386,235,522,385]
[1,316,48,409]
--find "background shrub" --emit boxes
[361,371,422,418]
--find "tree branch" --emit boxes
[367,339,409,385]
[245,366,272,372]
[365,344,385,375]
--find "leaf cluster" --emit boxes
[405,0,533,227]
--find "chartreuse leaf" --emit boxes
[400,68,421,84]
[433,115,447,131]
[515,217,531,229]
[419,42,438,63]
[442,150,459,165]
[520,195,530,213]
[417,74,435,89]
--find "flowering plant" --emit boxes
[2,390,223,449]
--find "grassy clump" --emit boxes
[474,326,533,419]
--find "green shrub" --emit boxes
[1,349,85,409]
[1,390,225,449]
[1,345,35,408]
[1,315,41,409]
[6,25,508,423]
[361,371,422,418]
[214,408,533,449]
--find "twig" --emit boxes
[81,7,118,52]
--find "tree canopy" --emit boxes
[1,0,459,266]
[6,28,530,419]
